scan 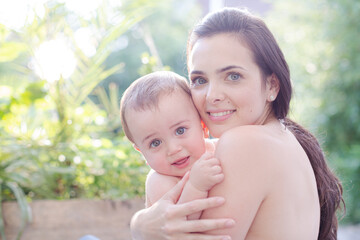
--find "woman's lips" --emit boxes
[207,110,235,121]
[172,156,190,169]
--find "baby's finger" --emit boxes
[211,165,222,174]
[204,157,221,165]
[200,151,214,160]
[211,173,225,184]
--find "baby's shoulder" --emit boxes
[145,170,181,207]
[146,169,179,186]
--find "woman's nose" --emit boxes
[206,83,224,104]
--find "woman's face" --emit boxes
[188,33,274,138]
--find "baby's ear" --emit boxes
[133,144,141,153]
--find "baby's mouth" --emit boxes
[171,156,190,169]
[172,156,189,165]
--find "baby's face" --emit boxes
[127,90,206,177]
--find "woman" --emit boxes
[130,8,343,240]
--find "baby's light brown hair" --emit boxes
[120,71,191,143]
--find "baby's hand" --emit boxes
[189,152,224,192]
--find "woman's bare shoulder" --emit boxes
[204,125,279,237]
[216,125,278,160]
[214,125,280,192]
[223,124,275,139]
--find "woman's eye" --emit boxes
[175,127,186,136]
[150,139,162,148]
[191,77,207,86]
[227,73,241,81]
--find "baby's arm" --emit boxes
[177,152,224,220]
[145,169,180,207]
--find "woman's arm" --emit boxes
[131,172,235,240]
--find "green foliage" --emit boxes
[317,0,360,224]
[138,52,171,76]
[331,146,360,222]
[0,0,163,236]
[268,0,360,223]
[0,159,33,240]
[104,0,202,93]
[0,0,158,198]
[0,0,201,202]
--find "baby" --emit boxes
[120,71,223,219]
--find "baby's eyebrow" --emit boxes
[142,133,156,144]
[170,120,188,129]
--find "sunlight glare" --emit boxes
[60,0,102,19]
[0,0,46,30]
[32,38,77,82]
[75,28,97,57]
[0,86,12,98]
[0,0,29,29]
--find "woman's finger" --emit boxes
[168,197,226,217]
[181,218,235,233]
[179,233,231,240]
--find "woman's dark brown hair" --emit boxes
[187,8,344,240]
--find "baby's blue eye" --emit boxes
[175,127,186,136]
[150,139,162,148]
[227,73,241,81]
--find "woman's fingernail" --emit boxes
[216,197,225,204]
[225,219,235,227]
[221,236,231,240]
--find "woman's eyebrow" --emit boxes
[190,65,246,75]
[190,70,204,75]
[216,65,246,73]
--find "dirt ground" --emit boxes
[3,198,145,240]
[3,199,359,240]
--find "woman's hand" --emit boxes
[130,172,234,240]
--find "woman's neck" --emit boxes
[255,103,278,126]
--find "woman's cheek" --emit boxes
[191,92,204,111]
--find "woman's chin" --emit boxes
[208,124,240,138]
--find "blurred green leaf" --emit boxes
[0,42,27,62]
[269,0,360,223]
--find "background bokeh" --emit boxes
[0,0,358,236]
